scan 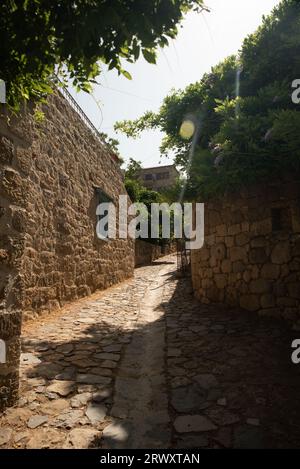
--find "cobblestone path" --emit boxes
[1,255,300,449]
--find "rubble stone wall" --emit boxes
[135,240,177,267]
[0,92,134,319]
[191,176,300,323]
[135,240,163,266]
[0,92,134,408]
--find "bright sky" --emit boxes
[70,0,280,168]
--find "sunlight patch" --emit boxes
[179,119,195,140]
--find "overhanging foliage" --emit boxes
[115,0,300,200]
[1,0,205,110]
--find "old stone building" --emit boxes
[191,175,300,323]
[0,90,134,410]
[138,165,179,192]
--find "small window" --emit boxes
[271,207,290,232]
[272,208,283,231]
[94,188,113,206]
[157,172,169,180]
[144,174,153,181]
[94,187,114,242]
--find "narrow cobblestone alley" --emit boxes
[1,255,300,449]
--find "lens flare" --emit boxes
[180,120,195,139]
[235,64,243,119]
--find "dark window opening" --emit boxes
[157,172,169,180]
[94,187,113,207]
[272,208,283,231]
[271,207,290,232]
[94,187,114,241]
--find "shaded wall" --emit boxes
[191,176,300,322]
[135,240,177,267]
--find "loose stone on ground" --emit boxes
[1,256,300,448]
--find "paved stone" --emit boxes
[102,262,173,449]
[76,374,111,385]
[92,389,112,402]
[95,353,120,361]
[205,409,240,426]
[247,418,260,426]
[36,364,64,380]
[0,427,12,446]
[71,393,92,408]
[47,380,75,397]
[14,431,30,444]
[162,259,300,448]
[174,415,217,433]
[99,360,117,369]
[167,348,182,357]
[56,344,74,354]
[88,368,113,377]
[171,385,207,413]
[26,429,65,449]
[217,398,227,407]
[234,425,264,449]
[20,353,41,365]
[27,415,48,429]
[213,427,232,448]
[176,435,209,448]
[39,399,70,416]
[85,403,107,424]
[65,428,101,449]
[102,422,130,447]
[102,345,122,353]
[51,410,84,429]
[2,255,300,448]
[193,374,219,390]
[55,368,77,381]
[3,407,32,425]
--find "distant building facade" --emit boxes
[138,165,179,192]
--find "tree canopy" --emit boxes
[1,0,205,110]
[115,0,300,200]
[123,158,171,245]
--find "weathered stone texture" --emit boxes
[0,92,134,409]
[135,239,176,267]
[191,176,300,322]
[0,311,21,411]
[0,92,134,319]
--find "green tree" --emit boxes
[123,159,170,244]
[115,55,238,167]
[116,0,300,200]
[124,178,141,202]
[125,158,142,180]
[1,0,205,110]
[99,132,120,156]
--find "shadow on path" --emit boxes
[1,257,300,448]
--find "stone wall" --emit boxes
[0,92,134,319]
[135,240,177,267]
[0,311,21,411]
[135,240,163,267]
[191,175,300,323]
[0,92,134,408]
